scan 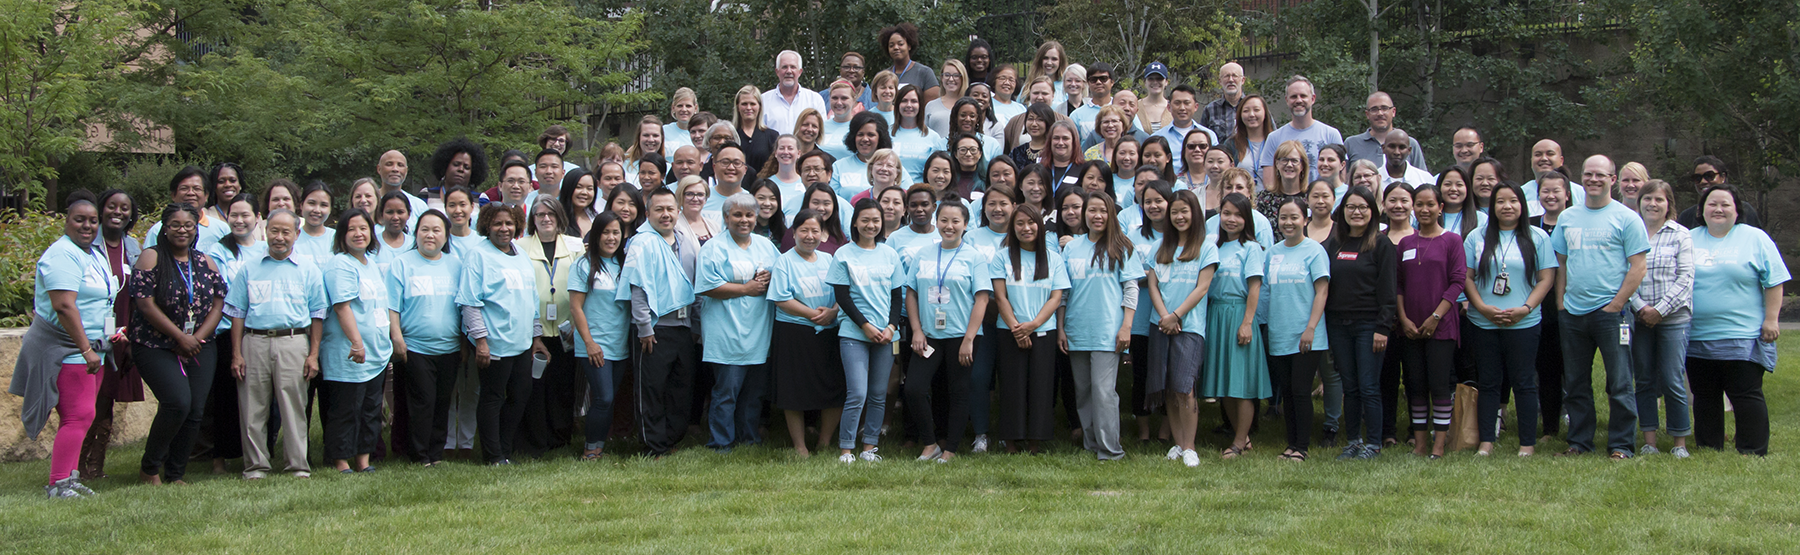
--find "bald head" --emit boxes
[378,150,408,189]
[1383,128,1413,168]
[1531,139,1564,174]
[1580,154,1616,207]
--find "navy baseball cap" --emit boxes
[1143,62,1169,79]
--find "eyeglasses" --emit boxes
[1091,75,1111,82]
[1690,170,1721,182]
[1365,106,1395,113]
[1345,205,1372,213]
[956,147,982,155]
[1453,142,1482,149]
[716,160,745,168]
[683,191,708,199]
[840,65,864,71]
[1277,158,1303,165]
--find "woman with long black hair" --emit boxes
[128,202,228,484]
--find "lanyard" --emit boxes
[88,247,114,301]
[1051,164,1074,188]
[175,260,195,309]
[935,242,964,291]
[1496,231,1516,276]
[540,248,561,296]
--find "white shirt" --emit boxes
[1382,164,1436,188]
[762,85,827,135]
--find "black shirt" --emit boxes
[1321,233,1398,334]
[737,127,778,177]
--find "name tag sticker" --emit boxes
[1403,249,1418,261]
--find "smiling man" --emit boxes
[763,50,826,135]
[1260,75,1344,186]
[1345,92,1426,172]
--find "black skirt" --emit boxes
[772,321,846,411]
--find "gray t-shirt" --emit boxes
[1260,120,1345,181]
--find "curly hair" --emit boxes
[430,137,489,188]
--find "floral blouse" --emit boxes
[127,255,228,350]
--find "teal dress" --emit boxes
[1202,239,1271,399]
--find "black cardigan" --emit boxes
[1321,233,1398,335]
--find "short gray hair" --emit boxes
[722,191,758,217]
[776,50,803,71]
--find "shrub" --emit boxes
[0,211,73,327]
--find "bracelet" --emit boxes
[1429,313,1442,320]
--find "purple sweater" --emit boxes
[1397,231,1467,343]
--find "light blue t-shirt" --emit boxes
[1211,239,1267,303]
[385,250,463,356]
[1441,210,1489,237]
[1143,239,1221,339]
[773,175,808,222]
[1263,239,1331,355]
[34,237,117,363]
[696,234,780,365]
[820,119,854,162]
[292,229,335,270]
[373,231,415,276]
[1206,211,1275,247]
[567,255,629,360]
[456,239,540,358]
[964,225,1009,265]
[204,240,263,334]
[831,155,872,200]
[1464,225,1558,330]
[1689,225,1790,342]
[662,121,691,158]
[1128,228,1163,335]
[891,128,946,186]
[1063,236,1146,350]
[322,253,393,383]
[904,242,988,340]
[825,242,906,342]
[1550,200,1651,315]
[1259,121,1344,182]
[1111,175,1137,209]
[988,247,1072,332]
[767,248,837,331]
[224,251,328,332]
[885,226,943,260]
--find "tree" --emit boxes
[0,0,154,208]
[111,0,655,186]
[1593,0,1800,191]
[1040,0,1237,87]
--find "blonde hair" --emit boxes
[1094,106,1127,136]
[1272,140,1310,194]
[867,149,901,186]
[676,174,708,200]
[625,114,664,161]
[733,85,766,131]
[1620,161,1650,183]
[1220,167,1255,193]
[671,87,696,108]
[941,59,969,98]
[1063,63,1086,82]
[871,70,898,95]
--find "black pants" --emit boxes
[1381,345,1404,440]
[322,369,386,461]
[996,334,1056,442]
[521,336,578,457]
[1535,306,1565,436]
[403,351,462,463]
[906,337,972,452]
[1400,336,1457,432]
[194,333,243,461]
[1129,335,1152,416]
[477,353,534,463]
[1471,325,1541,445]
[1687,357,1769,455]
[637,326,696,456]
[136,343,218,481]
[1271,350,1322,452]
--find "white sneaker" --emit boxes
[838,452,856,465]
[1166,445,1184,460]
[1639,444,1661,456]
[1181,449,1201,468]
[1671,446,1691,459]
[858,448,882,462]
[971,435,989,453]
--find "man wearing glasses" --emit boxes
[1550,154,1650,459]
[1345,92,1426,172]
[1675,155,1763,229]
[1200,62,1246,141]
[821,52,876,111]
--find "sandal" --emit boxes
[1278,449,1308,462]
[1220,445,1246,460]
[1609,451,1631,460]
[581,448,604,461]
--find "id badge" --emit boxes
[545,303,557,322]
[934,309,948,330]
[677,306,688,320]
[1619,321,1632,346]
[104,315,116,337]
[928,285,950,305]
[1492,272,1510,296]
[182,310,197,335]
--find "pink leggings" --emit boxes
[50,363,101,484]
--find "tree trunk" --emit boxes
[1365,0,1380,92]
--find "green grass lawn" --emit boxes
[5,338,1799,554]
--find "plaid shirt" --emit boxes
[1629,219,1693,317]
[1200,96,1239,143]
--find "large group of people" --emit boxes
[16,25,1787,499]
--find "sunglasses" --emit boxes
[1690,170,1721,183]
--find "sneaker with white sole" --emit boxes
[971,435,989,453]
[1640,445,1661,456]
[1337,440,1365,460]
[54,472,95,496]
[1181,449,1201,468]
[838,452,856,464]
[1671,446,1691,459]
[45,483,80,499]
[1166,445,1184,460]
[858,448,881,462]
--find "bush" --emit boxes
[0,211,73,327]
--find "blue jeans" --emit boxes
[1559,309,1637,455]
[969,327,998,435]
[581,358,626,450]
[705,364,768,450]
[1326,317,1384,446]
[1632,317,1691,436]
[838,338,894,449]
[1470,324,1541,445]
